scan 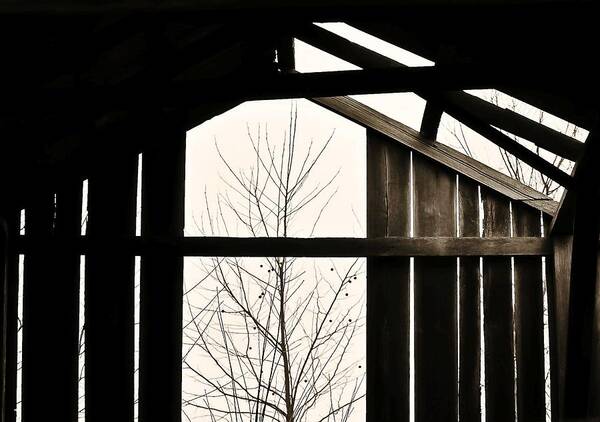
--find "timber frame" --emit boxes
[1,2,599,422]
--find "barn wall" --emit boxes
[367,130,549,422]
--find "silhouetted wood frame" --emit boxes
[2,100,561,422]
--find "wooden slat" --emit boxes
[512,203,545,421]
[366,129,410,422]
[481,189,514,422]
[139,126,185,422]
[547,234,572,421]
[0,209,18,422]
[15,236,553,257]
[85,154,137,422]
[21,194,55,422]
[458,177,481,422]
[312,96,558,216]
[413,154,458,421]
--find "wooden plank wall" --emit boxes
[367,132,550,421]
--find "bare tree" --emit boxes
[182,104,365,422]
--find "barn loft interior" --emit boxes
[1,1,599,421]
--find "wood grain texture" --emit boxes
[85,154,137,422]
[139,126,185,422]
[366,129,411,422]
[15,236,553,257]
[413,154,457,422]
[458,177,481,422]
[512,203,545,421]
[312,96,558,216]
[481,188,514,422]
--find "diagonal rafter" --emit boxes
[295,23,582,162]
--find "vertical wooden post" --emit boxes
[139,121,186,422]
[21,184,81,422]
[1,209,18,422]
[21,194,54,422]
[481,189,514,422]
[413,154,457,422]
[85,154,137,422]
[546,230,571,421]
[366,129,411,422]
[458,178,481,422]
[563,190,600,418]
[512,203,545,421]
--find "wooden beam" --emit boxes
[312,95,558,216]
[439,98,572,187]
[0,0,586,16]
[562,128,600,418]
[4,65,563,112]
[550,129,599,235]
[17,236,553,257]
[352,20,599,131]
[419,100,444,140]
[295,23,584,161]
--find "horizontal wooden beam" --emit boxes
[312,95,559,216]
[0,1,584,16]
[296,23,583,161]
[16,236,552,257]
[4,65,564,112]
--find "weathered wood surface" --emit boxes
[85,155,137,422]
[481,189,515,422]
[366,129,411,422]
[512,203,545,421]
[139,126,185,422]
[15,235,553,257]
[458,177,481,422]
[312,96,558,216]
[413,154,458,421]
